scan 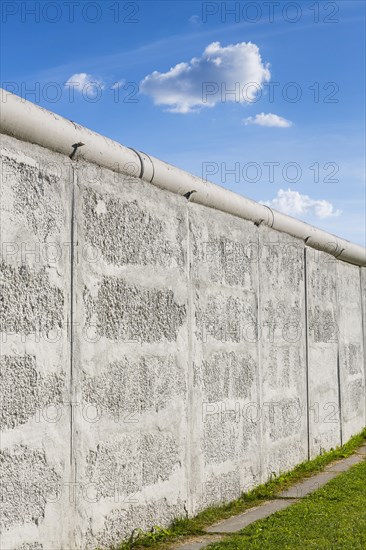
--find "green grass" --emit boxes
[109,428,366,550]
[207,460,366,550]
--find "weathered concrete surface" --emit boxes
[189,204,261,514]
[0,134,72,549]
[259,227,307,477]
[1,133,365,549]
[337,262,365,441]
[306,249,342,458]
[362,268,366,424]
[72,162,189,549]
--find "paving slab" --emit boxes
[171,444,366,550]
[355,443,366,456]
[205,499,298,533]
[278,471,337,498]
[325,454,364,473]
[175,536,223,550]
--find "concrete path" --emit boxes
[205,499,298,533]
[173,444,366,550]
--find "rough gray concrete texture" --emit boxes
[0,354,66,431]
[0,134,72,550]
[259,226,308,479]
[306,250,343,458]
[72,161,189,550]
[0,134,365,549]
[189,205,261,516]
[336,261,366,442]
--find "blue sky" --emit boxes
[1,0,365,245]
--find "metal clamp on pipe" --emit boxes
[1,89,365,267]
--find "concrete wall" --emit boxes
[0,135,72,548]
[1,133,365,549]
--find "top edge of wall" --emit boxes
[1,89,365,267]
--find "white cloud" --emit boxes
[64,73,104,92]
[261,188,342,219]
[140,41,270,113]
[189,15,201,25]
[244,112,292,127]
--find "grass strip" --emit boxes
[105,427,365,550]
